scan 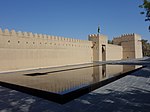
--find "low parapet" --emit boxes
[0,28,90,43]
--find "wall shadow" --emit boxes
[1,85,150,112]
[129,66,150,78]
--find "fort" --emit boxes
[0,28,143,72]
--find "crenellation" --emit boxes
[60,36,63,41]
[68,38,70,42]
[57,36,60,41]
[57,36,60,40]
[17,31,23,37]
[89,34,105,38]
[47,35,51,39]
[91,34,95,38]
[50,36,54,40]
[58,36,61,41]
[41,34,44,38]
[60,37,63,41]
[63,37,66,41]
[34,33,38,38]
[0,27,142,64]
[53,36,56,40]
[28,32,33,38]
[0,27,143,72]
[38,34,43,38]
[10,30,17,36]
[4,29,10,36]
[74,39,77,42]
[67,38,70,42]
[55,36,58,40]
[0,28,92,44]
[54,36,57,40]
[66,38,69,42]
[67,37,70,42]
[23,32,29,37]
[70,38,72,42]
[43,34,47,39]
[89,34,92,37]
[73,39,76,42]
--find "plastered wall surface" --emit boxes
[113,34,143,59]
[88,34,123,61]
[88,34,107,61]
[134,34,143,58]
[106,44,123,60]
[0,29,93,71]
[0,29,143,72]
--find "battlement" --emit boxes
[88,34,106,38]
[113,33,136,43]
[0,28,90,43]
[0,29,143,72]
[113,33,135,40]
[88,34,98,38]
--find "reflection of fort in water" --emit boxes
[0,65,138,94]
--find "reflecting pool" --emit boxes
[0,64,142,104]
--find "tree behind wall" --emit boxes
[141,39,150,56]
[108,40,113,44]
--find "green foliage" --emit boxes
[108,40,113,44]
[141,39,150,56]
[139,0,150,31]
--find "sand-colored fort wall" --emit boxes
[0,28,143,72]
[0,29,93,72]
[134,34,143,58]
[88,34,108,61]
[107,44,123,60]
[88,34,123,61]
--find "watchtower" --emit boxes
[113,33,143,59]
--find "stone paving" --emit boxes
[0,59,150,112]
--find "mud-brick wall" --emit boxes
[106,44,123,60]
[113,34,143,59]
[0,29,93,72]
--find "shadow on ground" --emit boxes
[129,66,150,78]
[0,85,150,112]
[0,66,150,112]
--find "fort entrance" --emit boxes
[102,45,106,61]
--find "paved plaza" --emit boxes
[0,58,150,112]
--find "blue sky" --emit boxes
[0,0,149,41]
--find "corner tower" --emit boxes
[113,33,143,59]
